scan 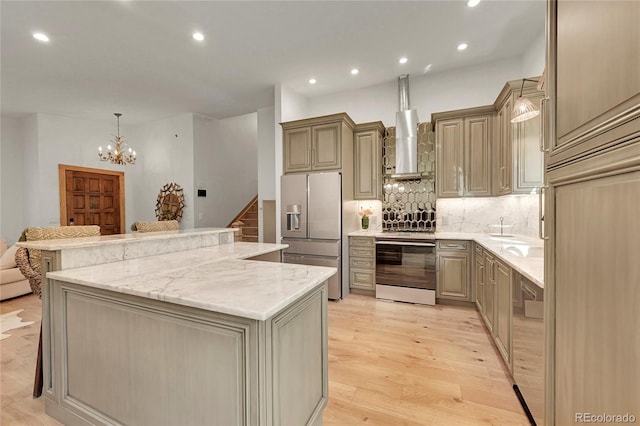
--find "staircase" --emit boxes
[228,195,259,242]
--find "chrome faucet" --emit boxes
[500,217,504,236]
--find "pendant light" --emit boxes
[511,78,541,123]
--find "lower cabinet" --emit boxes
[494,258,512,367]
[349,236,375,293]
[473,243,485,312]
[483,252,496,333]
[436,240,472,302]
[474,247,512,370]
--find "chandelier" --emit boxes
[98,113,136,165]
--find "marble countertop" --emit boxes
[16,227,237,250]
[349,230,544,288]
[47,242,336,321]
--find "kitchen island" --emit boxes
[21,230,335,426]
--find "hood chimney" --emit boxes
[393,75,420,179]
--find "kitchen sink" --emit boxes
[504,245,544,258]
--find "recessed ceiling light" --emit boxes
[351,68,359,75]
[457,43,468,51]
[192,32,205,41]
[399,57,408,64]
[309,78,317,85]
[424,64,433,73]
[467,0,481,7]
[33,33,49,42]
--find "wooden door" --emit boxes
[61,167,123,235]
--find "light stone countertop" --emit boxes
[349,230,544,288]
[47,242,336,321]
[17,227,236,250]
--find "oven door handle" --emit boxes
[375,241,436,247]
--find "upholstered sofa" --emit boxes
[0,239,31,301]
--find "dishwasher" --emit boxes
[512,273,544,426]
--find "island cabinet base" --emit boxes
[43,280,328,426]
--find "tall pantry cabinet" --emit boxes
[545,1,640,424]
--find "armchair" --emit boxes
[14,225,100,398]
[131,220,180,232]
[15,225,101,298]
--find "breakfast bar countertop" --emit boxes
[16,227,237,250]
[349,230,544,288]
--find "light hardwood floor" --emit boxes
[1,294,527,425]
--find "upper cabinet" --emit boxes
[494,79,544,195]
[549,1,640,166]
[353,122,385,200]
[434,106,494,198]
[282,113,355,174]
[494,95,513,195]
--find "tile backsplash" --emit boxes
[381,123,436,231]
[436,194,540,238]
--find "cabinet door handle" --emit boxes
[539,185,549,240]
[539,97,550,153]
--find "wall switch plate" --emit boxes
[197,189,206,197]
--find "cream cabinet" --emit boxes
[513,90,544,193]
[353,122,385,200]
[434,106,494,198]
[482,252,496,333]
[493,79,545,195]
[494,97,513,195]
[473,243,485,312]
[349,236,375,293]
[546,1,640,423]
[283,127,312,173]
[477,249,511,368]
[436,240,472,302]
[549,1,640,166]
[494,257,512,368]
[282,113,355,174]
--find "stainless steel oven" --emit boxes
[375,238,436,305]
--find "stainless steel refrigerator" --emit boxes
[281,172,342,299]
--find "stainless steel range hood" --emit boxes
[392,75,420,180]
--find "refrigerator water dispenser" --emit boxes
[286,204,301,231]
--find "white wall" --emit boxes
[22,115,39,228]
[35,113,142,229]
[0,116,26,244]
[307,56,525,127]
[2,111,257,239]
[257,106,275,242]
[193,112,258,228]
[128,113,195,229]
[274,84,310,242]
[521,32,546,78]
